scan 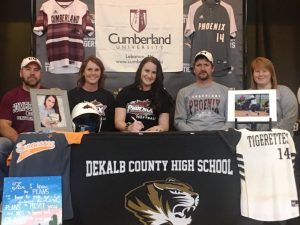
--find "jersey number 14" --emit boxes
[278,147,292,160]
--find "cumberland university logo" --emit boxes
[130,9,147,33]
[125,178,199,225]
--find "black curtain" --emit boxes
[245,0,300,95]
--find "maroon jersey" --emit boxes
[33,0,94,74]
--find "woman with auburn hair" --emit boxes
[250,57,298,135]
[114,56,173,132]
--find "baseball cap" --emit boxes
[194,50,214,64]
[20,57,42,69]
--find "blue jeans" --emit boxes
[0,137,14,201]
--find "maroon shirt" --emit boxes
[0,86,35,133]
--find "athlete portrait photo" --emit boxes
[30,89,73,132]
[38,94,62,128]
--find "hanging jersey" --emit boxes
[33,0,94,74]
[9,132,86,220]
[236,129,299,221]
[185,0,237,75]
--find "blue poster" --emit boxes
[2,176,62,225]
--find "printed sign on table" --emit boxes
[1,176,62,225]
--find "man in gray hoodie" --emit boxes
[174,50,231,131]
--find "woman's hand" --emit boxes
[128,120,144,132]
[41,113,59,128]
[145,126,164,132]
[41,117,53,128]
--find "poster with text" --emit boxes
[95,0,183,72]
[2,176,62,225]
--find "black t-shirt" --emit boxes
[115,86,171,130]
[68,87,115,131]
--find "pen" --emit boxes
[131,116,137,122]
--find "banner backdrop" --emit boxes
[95,0,183,72]
[70,132,241,225]
[35,0,244,98]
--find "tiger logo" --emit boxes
[125,178,199,225]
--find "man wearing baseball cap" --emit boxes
[0,56,43,201]
[174,50,231,131]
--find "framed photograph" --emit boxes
[227,89,277,122]
[30,89,73,132]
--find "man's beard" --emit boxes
[197,72,209,81]
[22,77,40,88]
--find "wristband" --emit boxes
[124,122,131,131]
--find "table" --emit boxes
[9,131,300,225]
[70,131,241,225]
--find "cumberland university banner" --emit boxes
[95,0,183,72]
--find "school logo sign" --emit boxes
[125,178,199,225]
[130,9,147,33]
